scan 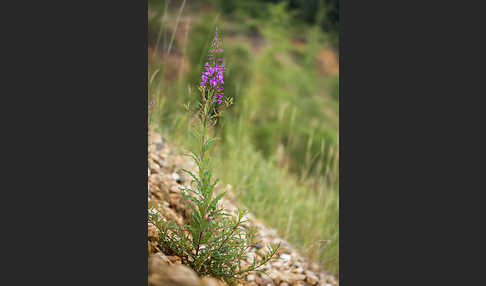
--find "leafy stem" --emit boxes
[148,27,279,283]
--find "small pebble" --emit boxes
[280,253,291,262]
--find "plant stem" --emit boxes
[195,230,203,256]
[201,95,210,163]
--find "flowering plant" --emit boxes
[148,27,279,282]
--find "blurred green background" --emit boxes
[148,0,339,276]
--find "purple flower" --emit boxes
[199,27,225,104]
[210,77,218,87]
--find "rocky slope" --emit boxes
[148,131,338,286]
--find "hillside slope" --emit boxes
[148,132,338,286]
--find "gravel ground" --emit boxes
[148,131,338,286]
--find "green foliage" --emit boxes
[148,0,165,11]
[330,75,339,101]
[203,0,339,47]
[148,0,166,46]
[149,207,279,281]
[218,0,270,19]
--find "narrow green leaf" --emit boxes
[203,137,218,154]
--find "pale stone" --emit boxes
[270,271,281,285]
[148,258,201,286]
[152,252,170,264]
[172,172,181,181]
[149,133,163,144]
[148,223,160,240]
[326,276,337,284]
[293,274,306,281]
[261,275,274,285]
[149,162,160,173]
[255,275,263,285]
[149,153,160,162]
[319,273,327,281]
[170,185,180,193]
[149,174,160,185]
[305,270,318,285]
[280,253,291,262]
[201,277,226,286]
[291,267,304,273]
[310,263,320,272]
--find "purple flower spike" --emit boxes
[199,27,225,103]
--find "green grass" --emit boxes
[213,107,339,275]
[149,2,339,277]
